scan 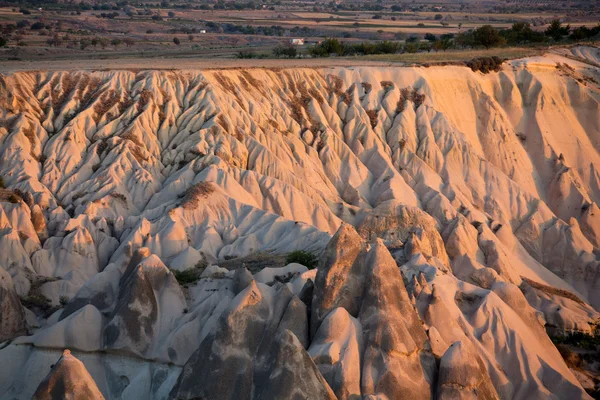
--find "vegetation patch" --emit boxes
[173,260,208,286]
[555,344,584,369]
[380,81,394,92]
[110,192,127,204]
[20,294,52,312]
[361,82,372,94]
[136,89,153,114]
[180,182,215,210]
[0,188,25,204]
[521,276,585,305]
[366,109,378,129]
[552,332,600,351]
[327,74,345,97]
[93,89,121,124]
[466,56,504,73]
[286,250,318,269]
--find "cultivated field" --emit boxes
[1,3,598,65]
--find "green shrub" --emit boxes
[173,269,201,284]
[466,56,504,73]
[272,43,297,58]
[473,25,506,48]
[172,260,207,285]
[236,50,268,59]
[286,250,318,269]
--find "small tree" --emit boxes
[111,38,122,48]
[188,34,194,42]
[404,42,418,53]
[545,19,570,41]
[273,43,297,58]
[394,32,407,40]
[433,37,452,51]
[99,37,109,49]
[309,37,343,57]
[473,25,505,48]
[124,38,134,47]
[91,38,98,47]
[173,37,180,45]
[0,36,7,47]
[419,42,432,52]
[455,30,475,48]
[47,34,62,47]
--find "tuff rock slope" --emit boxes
[1,47,600,399]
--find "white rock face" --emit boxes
[1,53,599,398]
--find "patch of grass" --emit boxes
[286,250,318,269]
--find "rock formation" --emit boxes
[1,49,600,399]
[32,349,104,400]
[0,267,26,341]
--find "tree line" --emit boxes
[306,20,600,57]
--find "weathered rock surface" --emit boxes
[0,54,599,399]
[437,341,499,400]
[0,267,26,341]
[169,280,330,399]
[32,349,104,400]
[359,240,434,399]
